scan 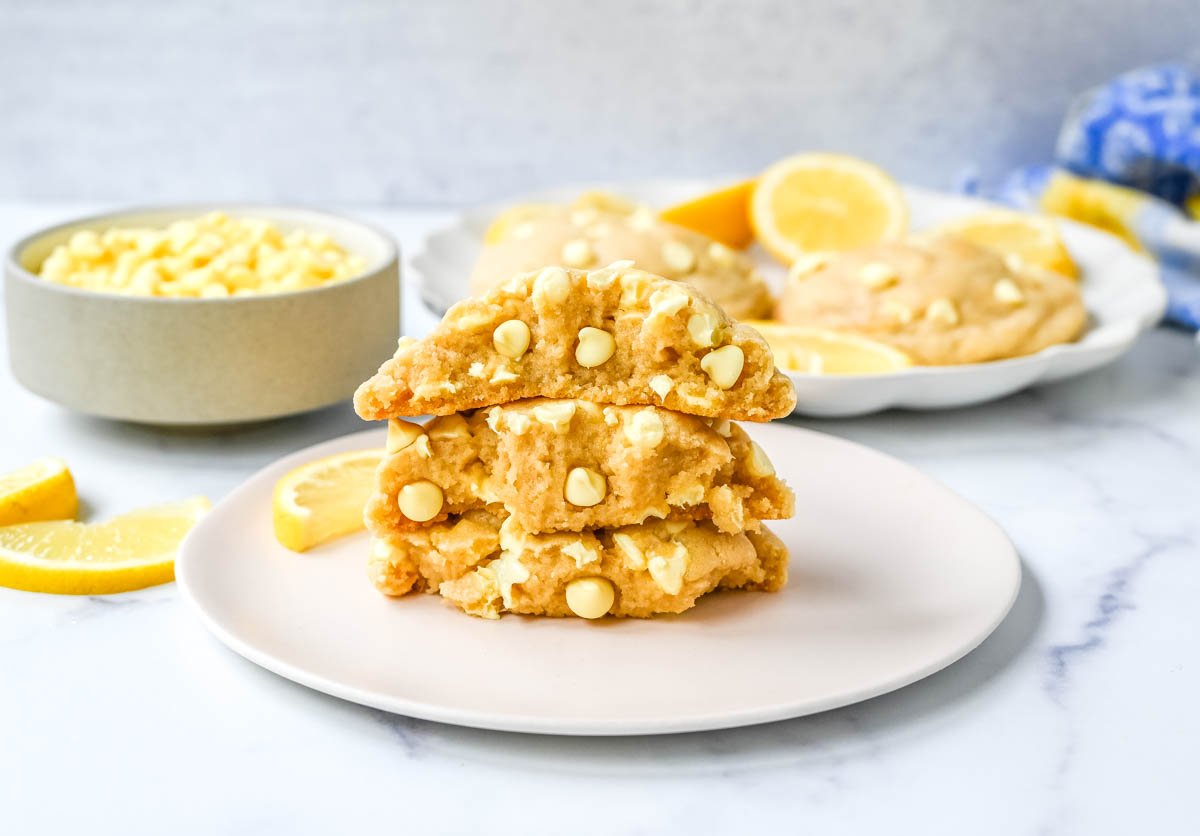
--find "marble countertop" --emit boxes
[1,204,1197,835]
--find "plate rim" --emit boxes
[176,424,1022,736]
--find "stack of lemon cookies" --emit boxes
[354,261,797,619]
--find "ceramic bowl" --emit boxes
[5,205,400,425]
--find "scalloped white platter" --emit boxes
[177,422,1021,736]
[414,180,1166,417]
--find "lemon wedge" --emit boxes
[0,457,78,526]
[0,496,209,594]
[937,207,1079,279]
[744,321,913,374]
[660,179,757,248]
[273,449,383,552]
[750,153,908,264]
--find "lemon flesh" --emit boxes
[751,153,908,264]
[937,207,1079,279]
[745,321,913,375]
[273,449,383,552]
[0,457,78,526]
[0,496,209,595]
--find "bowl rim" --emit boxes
[4,202,400,305]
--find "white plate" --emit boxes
[176,423,1021,736]
[413,180,1166,417]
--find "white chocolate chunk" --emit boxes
[993,278,1025,305]
[533,266,571,304]
[623,409,665,448]
[686,309,721,348]
[386,419,424,454]
[531,400,577,432]
[700,345,745,389]
[647,542,688,595]
[858,261,900,290]
[648,374,673,400]
[561,540,600,568]
[648,285,691,317]
[745,441,775,477]
[612,532,646,570]
[925,297,960,326]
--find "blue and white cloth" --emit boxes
[972,64,1200,331]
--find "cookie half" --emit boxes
[368,399,793,536]
[355,264,796,421]
[368,512,788,619]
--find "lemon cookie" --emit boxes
[368,512,787,618]
[356,264,796,421]
[774,235,1086,365]
[470,201,774,319]
[369,400,793,536]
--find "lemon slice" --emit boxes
[0,496,210,595]
[273,449,383,552]
[1038,170,1144,254]
[750,153,908,264]
[660,179,757,248]
[744,321,913,375]
[937,208,1079,279]
[0,457,78,526]
[482,203,557,245]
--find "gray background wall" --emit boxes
[2,0,1197,206]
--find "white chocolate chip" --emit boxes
[669,482,705,507]
[490,365,520,383]
[454,309,494,330]
[575,327,616,367]
[561,540,600,568]
[413,434,432,459]
[648,285,691,318]
[533,266,571,304]
[788,252,831,281]
[565,467,607,507]
[492,550,530,608]
[561,238,596,268]
[745,441,775,478]
[485,407,503,432]
[467,463,498,503]
[700,344,745,389]
[686,309,721,348]
[1003,253,1025,272]
[993,278,1025,305]
[709,418,732,438]
[505,412,532,435]
[565,576,615,619]
[492,319,531,359]
[585,265,621,289]
[708,241,734,266]
[858,261,900,290]
[602,407,620,427]
[925,297,960,326]
[570,208,599,227]
[531,400,577,432]
[661,240,697,274]
[467,361,486,379]
[647,542,688,595]
[386,419,424,454]
[623,409,665,448]
[428,414,470,439]
[397,481,443,522]
[882,299,914,325]
[612,532,646,570]
[627,207,656,231]
[648,374,673,401]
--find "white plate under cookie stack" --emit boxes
[353,262,799,619]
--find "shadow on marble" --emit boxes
[182,559,1045,774]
